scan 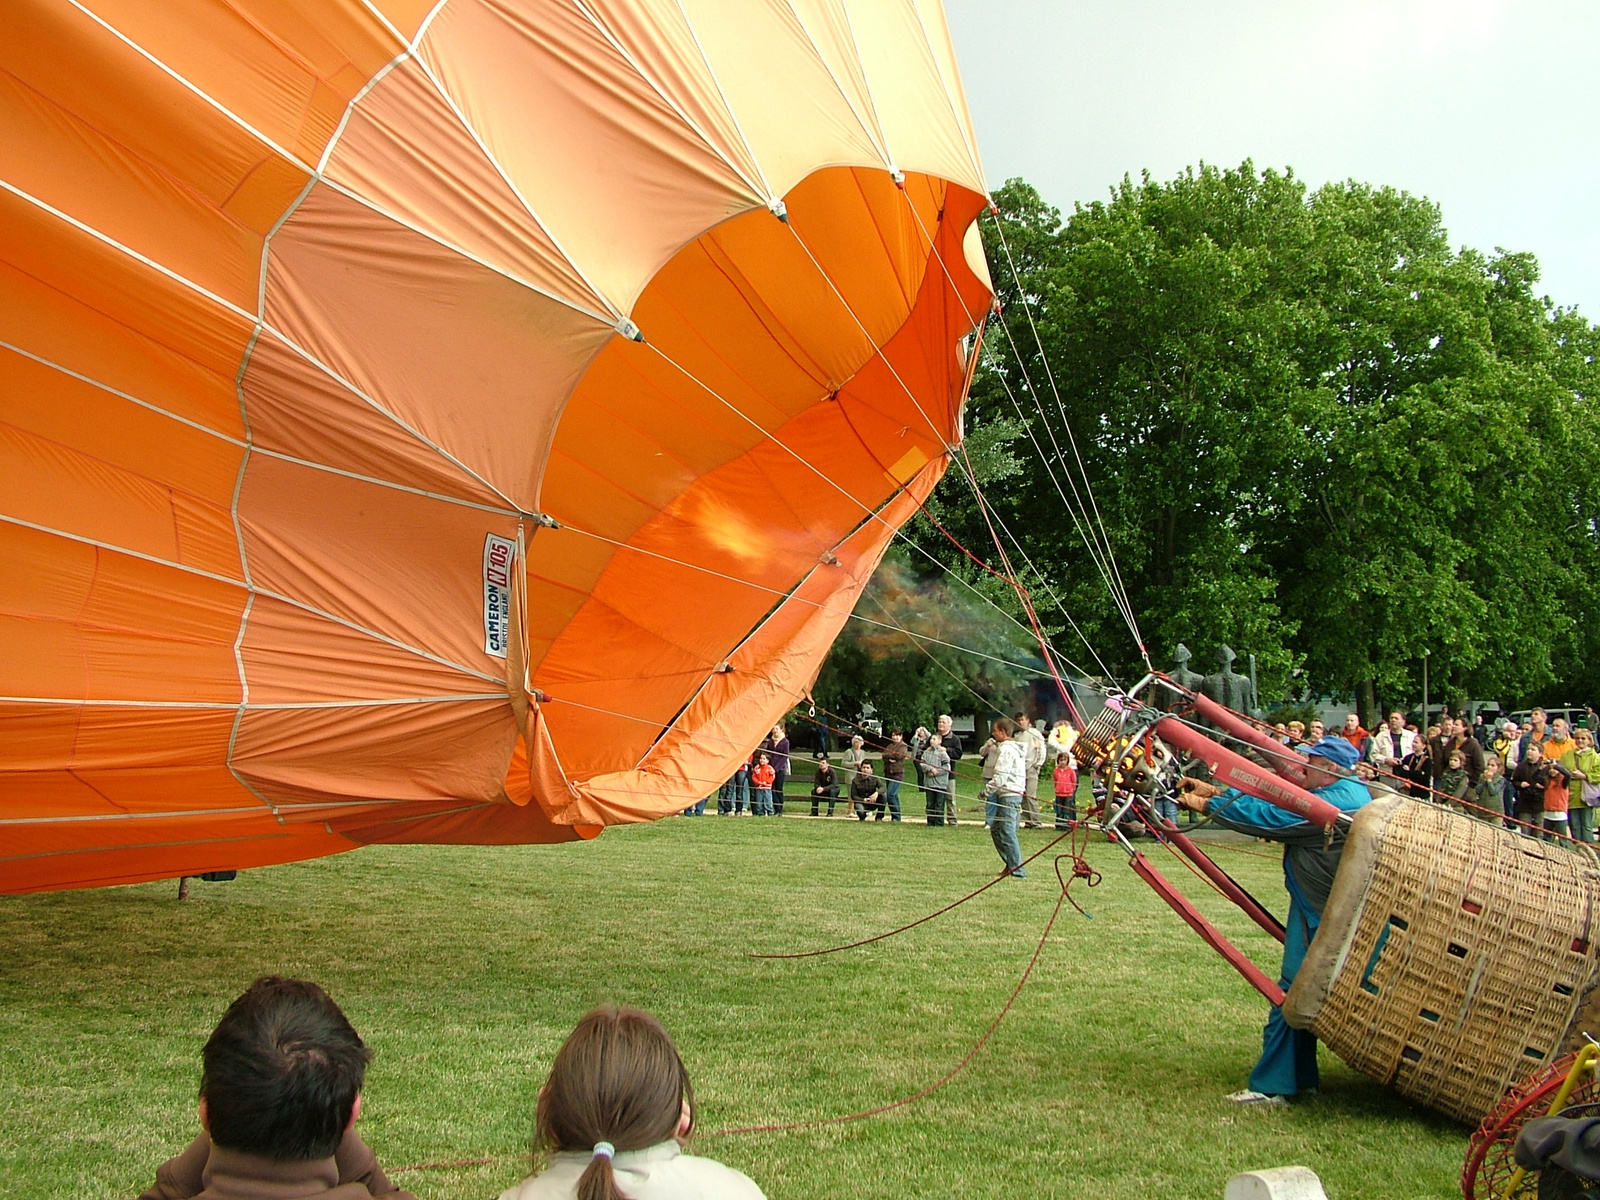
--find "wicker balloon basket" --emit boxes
[1283,797,1600,1124]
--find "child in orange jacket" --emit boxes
[751,753,776,817]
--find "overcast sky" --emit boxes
[944,0,1600,315]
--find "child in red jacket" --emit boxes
[751,753,776,817]
[1052,753,1079,829]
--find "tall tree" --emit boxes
[917,163,1600,721]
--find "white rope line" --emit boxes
[887,191,1130,642]
[666,0,774,201]
[0,797,435,828]
[0,512,503,685]
[986,214,1147,659]
[0,694,504,709]
[550,523,1043,675]
[882,197,1121,680]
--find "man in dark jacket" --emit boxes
[850,760,885,820]
[935,714,963,825]
[138,977,415,1200]
[810,756,840,817]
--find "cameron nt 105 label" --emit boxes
[483,533,516,658]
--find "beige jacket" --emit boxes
[499,1140,764,1200]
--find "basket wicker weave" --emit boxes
[1283,796,1600,1124]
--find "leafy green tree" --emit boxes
[911,163,1600,724]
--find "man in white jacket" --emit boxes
[1368,711,1415,773]
[1014,712,1048,828]
[982,718,1029,879]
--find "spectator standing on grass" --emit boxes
[1308,719,1326,743]
[1437,749,1469,809]
[1521,708,1551,762]
[500,1006,765,1200]
[880,729,908,822]
[1339,713,1372,761]
[809,756,839,818]
[1399,734,1435,799]
[840,734,868,793]
[728,753,752,816]
[1547,717,1578,769]
[1015,712,1047,828]
[1286,720,1305,746]
[1513,742,1560,837]
[1493,720,1521,772]
[1046,718,1078,760]
[136,976,416,1200]
[980,718,1028,879]
[763,725,790,816]
[750,753,775,817]
[850,760,885,820]
[1565,729,1600,844]
[1544,752,1575,843]
[920,733,951,826]
[1453,718,1486,784]
[1473,754,1512,828]
[976,731,1001,827]
[935,714,963,825]
[1052,753,1079,828]
[1369,712,1415,775]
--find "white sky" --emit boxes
[944,0,1600,316]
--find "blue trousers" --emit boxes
[753,787,773,816]
[1248,894,1320,1096]
[885,778,901,820]
[989,792,1023,874]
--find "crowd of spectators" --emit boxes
[697,711,1085,830]
[1271,705,1600,843]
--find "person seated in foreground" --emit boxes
[137,976,414,1200]
[500,1005,764,1200]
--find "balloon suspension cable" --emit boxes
[894,187,1147,672]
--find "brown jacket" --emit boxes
[137,1128,417,1200]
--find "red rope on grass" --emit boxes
[750,830,1073,959]
[704,850,1088,1138]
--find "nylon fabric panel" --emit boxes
[82,0,400,164]
[785,0,894,164]
[237,453,515,675]
[574,0,766,191]
[0,522,244,704]
[0,70,264,312]
[0,810,359,894]
[674,0,887,198]
[234,699,517,805]
[241,333,507,509]
[0,261,241,439]
[1,704,234,773]
[908,0,985,182]
[836,0,982,193]
[0,0,308,219]
[324,56,609,314]
[532,467,940,824]
[417,0,760,312]
[240,596,502,705]
[264,184,612,507]
[334,800,582,846]
[0,185,254,384]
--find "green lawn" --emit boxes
[0,800,1470,1199]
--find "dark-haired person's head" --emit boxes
[200,976,371,1161]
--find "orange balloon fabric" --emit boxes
[0,0,993,893]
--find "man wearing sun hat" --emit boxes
[1177,736,1373,1104]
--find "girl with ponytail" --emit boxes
[498,1007,765,1200]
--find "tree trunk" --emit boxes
[1356,679,1378,731]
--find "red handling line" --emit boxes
[1158,823,1286,944]
[1130,852,1286,1006]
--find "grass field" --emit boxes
[0,798,1473,1200]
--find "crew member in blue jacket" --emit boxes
[1176,736,1371,1104]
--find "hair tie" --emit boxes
[592,1142,615,1160]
